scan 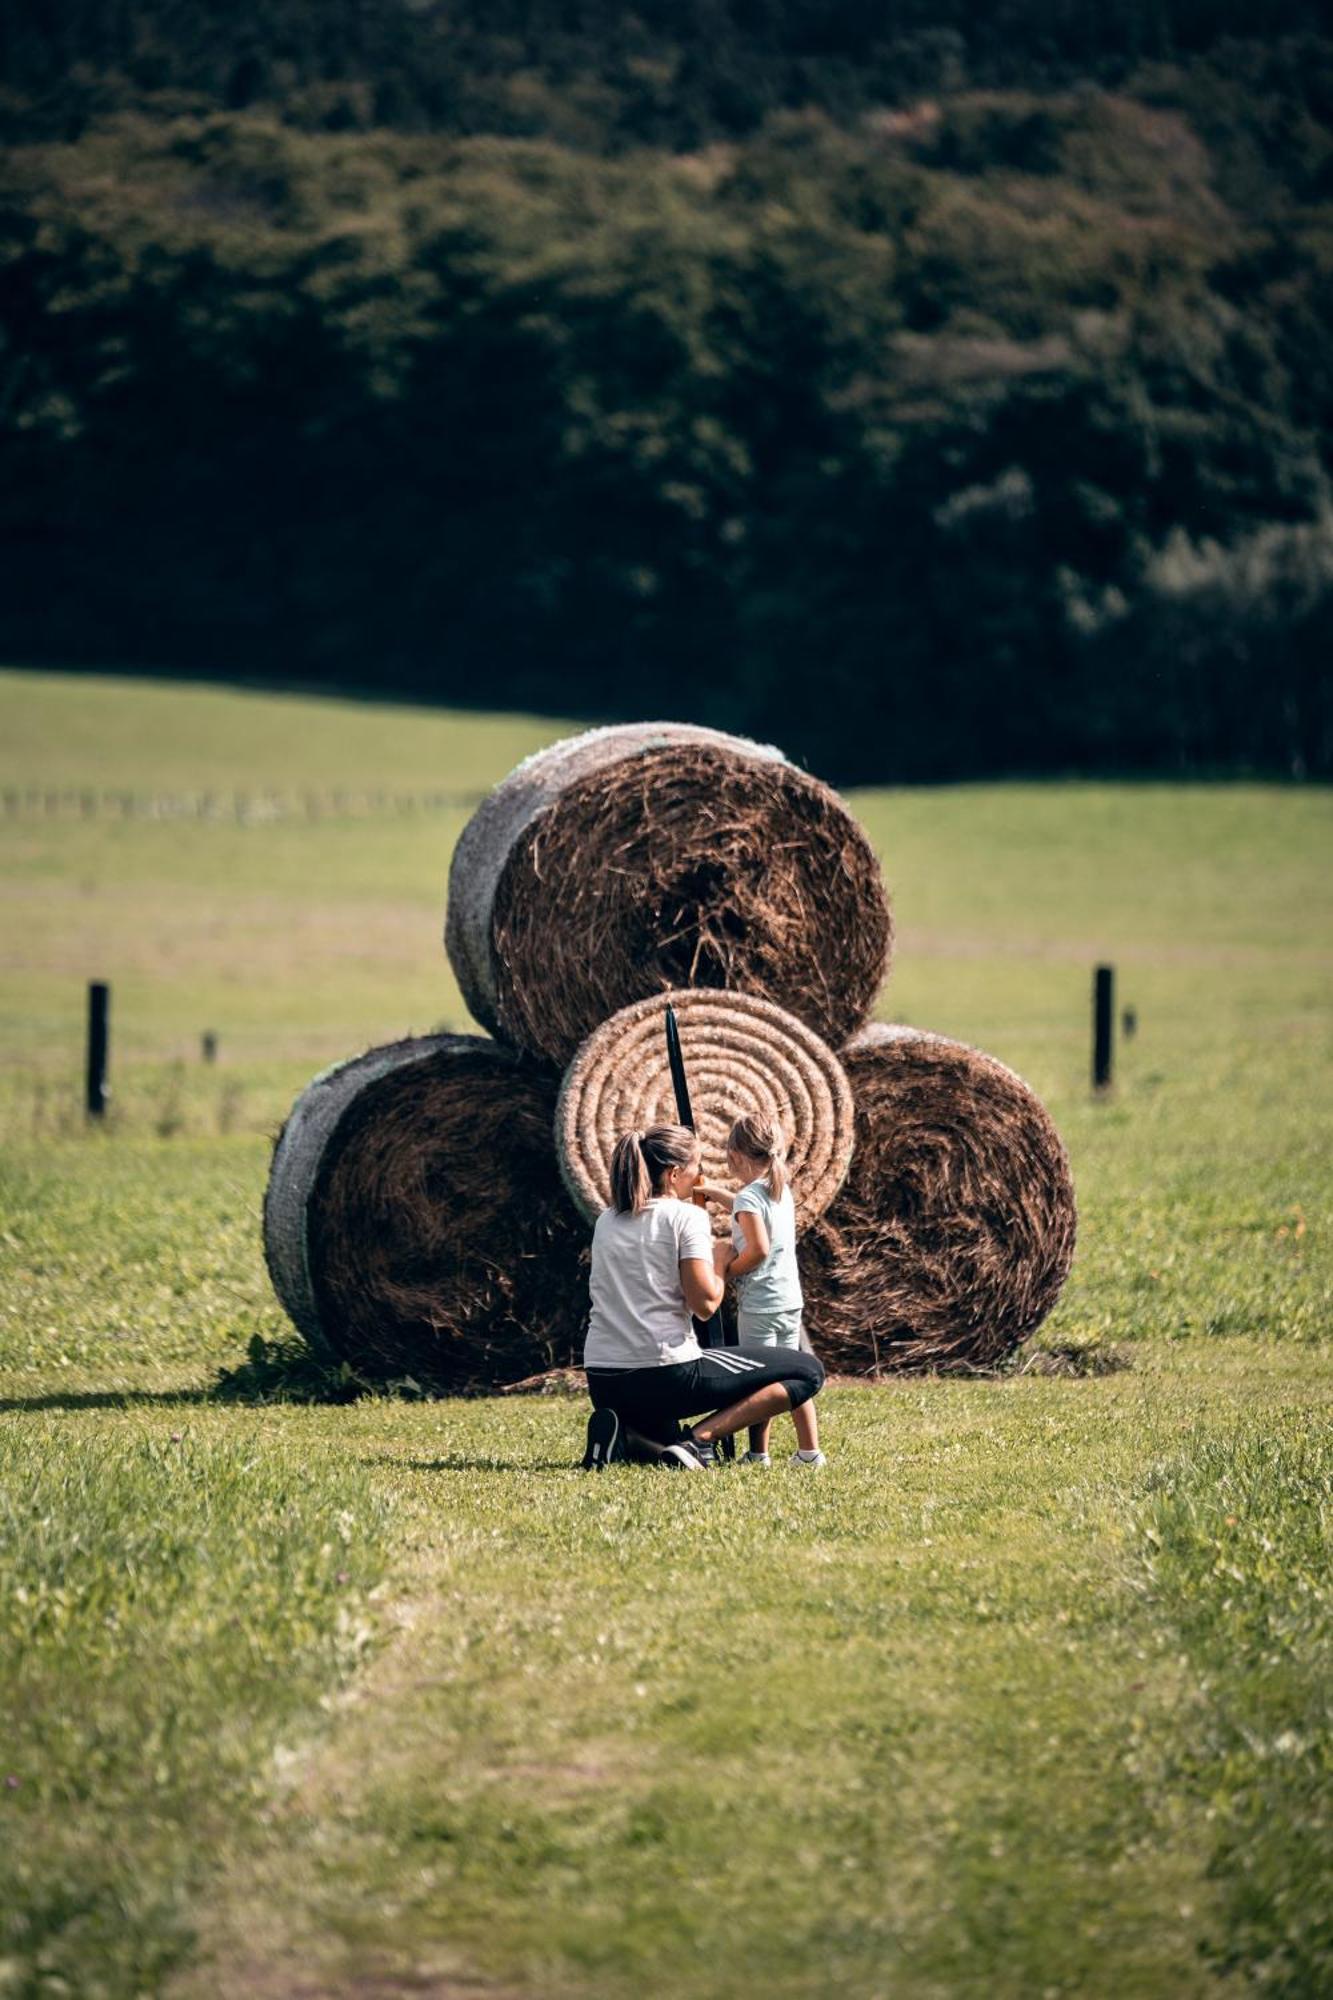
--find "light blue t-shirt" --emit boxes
[731,1178,803,1318]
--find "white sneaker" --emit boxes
[790,1449,827,1468]
[742,1450,771,1466]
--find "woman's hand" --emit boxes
[712,1239,735,1278]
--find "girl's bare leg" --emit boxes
[792,1399,821,1453]
[748,1419,774,1456]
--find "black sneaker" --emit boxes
[623,1425,677,1463]
[660,1436,716,1471]
[582,1407,622,1471]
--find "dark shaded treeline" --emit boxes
[2,8,1332,779]
[5,1,1332,148]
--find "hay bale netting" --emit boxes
[445,723,893,1069]
[264,1035,588,1390]
[556,989,855,1231]
[799,1024,1077,1374]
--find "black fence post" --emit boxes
[1093,965,1115,1092]
[86,981,110,1119]
[201,1031,218,1064]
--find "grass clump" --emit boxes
[0,1423,393,1993]
[1139,1422,1333,1995]
[212,1332,377,1404]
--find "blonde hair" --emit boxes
[726,1112,789,1200]
[609,1124,699,1214]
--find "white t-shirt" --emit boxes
[583,1197,713,1370]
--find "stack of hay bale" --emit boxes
[264,724,1076,1390]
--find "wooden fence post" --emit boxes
[1093,965,1114,1092]
[86,981,110,1119]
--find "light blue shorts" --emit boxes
[736,1308,804,1350]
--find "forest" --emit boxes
[2,2,1331,779]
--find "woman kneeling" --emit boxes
[581,1123,824,1470]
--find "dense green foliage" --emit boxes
[3,11,1333,777]
[5,3,1332,147]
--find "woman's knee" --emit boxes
[785,1351,825,1408]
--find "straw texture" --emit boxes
[556,988,855,1230]
[800,1024,1077,1373]
[446,723,892,1068]
[265,1035,587,1388]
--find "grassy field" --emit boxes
[1,668,1331,1997]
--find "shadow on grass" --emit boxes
[211,1336,591,1408]
[0,1339,416,1414]
[361,1453,579,1474]
[0,1337,1132,1419]
[0,1387,214,1413]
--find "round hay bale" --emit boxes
[445,723,892,1069]
[556,988,855,1231]
[264,1036,587,1389]
[799,1024,1076,1374]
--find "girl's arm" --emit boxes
[727,1207,771,1281]
[694,1182,735,1212]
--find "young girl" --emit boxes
[700,1113,826,1467]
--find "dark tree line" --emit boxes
[1,12,1331,779]
[5,2,1333,147]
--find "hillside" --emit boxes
[2,8,1332,779]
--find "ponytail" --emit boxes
[610,1130,652,1213]
[609,1123,698,1213]
[726,1112,789,1199]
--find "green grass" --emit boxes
[0,668,565,797]
[1,669,1330,1996]
[1138,1426,1333,1992]
[181,1359,1327,2000]
[0,1419,393,1995]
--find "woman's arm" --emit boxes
[680,1256,725,1319]
[727,1207,771,1281]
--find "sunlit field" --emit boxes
[2,669,1330,1997]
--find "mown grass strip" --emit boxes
[174,1364,1333,2000]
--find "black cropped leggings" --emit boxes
[586,1345,825,1447]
